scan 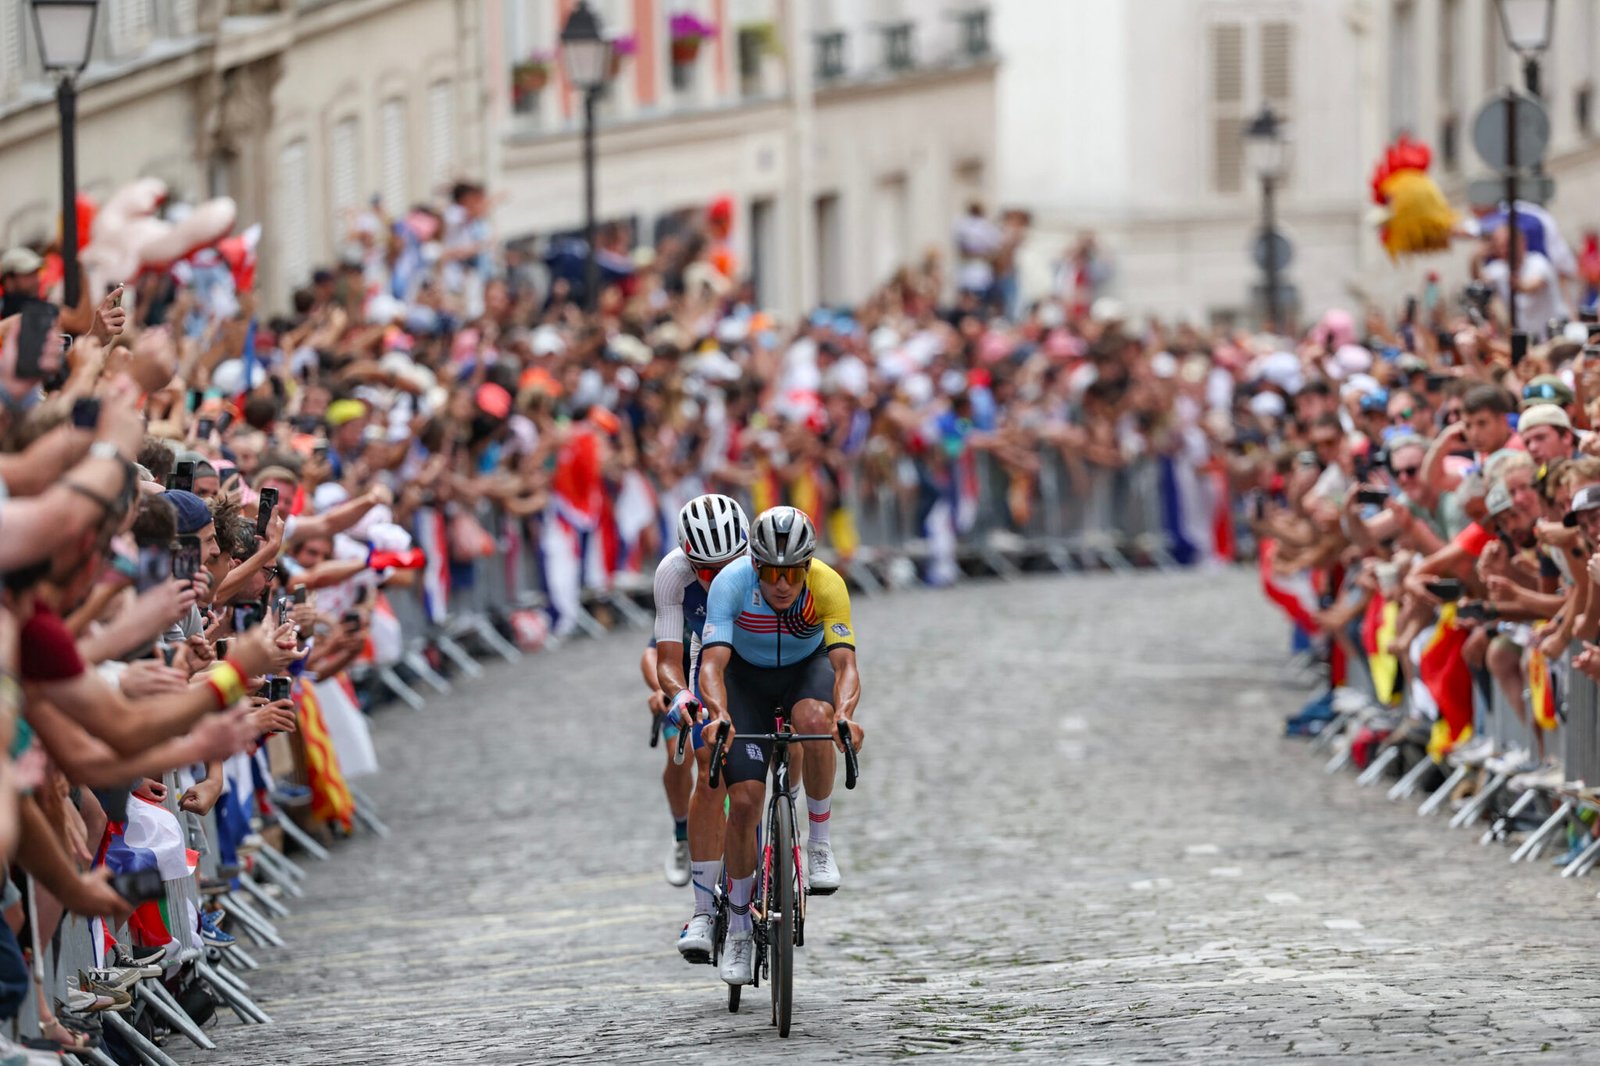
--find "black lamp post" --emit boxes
[1245,104,1289,331]
[1495,0,1555,98]
[1494,0,1554,333]
[560,1,615,313]
[30,0,98,314]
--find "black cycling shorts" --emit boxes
[720,650,836,787]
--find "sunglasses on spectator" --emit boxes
[1391,464,1422,479]
[1389,408,1415,424]
[756,563,809,585]
[1311,436,1340,450]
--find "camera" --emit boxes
[1424,578,1465,602]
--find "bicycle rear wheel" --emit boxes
[769,795,795,1036]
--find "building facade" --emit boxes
[486,0,997,320]
[995,0,1600,326]
[0,0,483,312]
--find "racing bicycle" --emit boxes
[705,715,859,1037]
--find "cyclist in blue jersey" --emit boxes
[697,506,864,986]
[644,495,750,962]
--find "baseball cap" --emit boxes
[1517,402,1572,433]
[160,490,214,535]
[1565,483,1600,526]
[1522,375,1574,408]
[1484,482,1514,518]
[0,248,42,277]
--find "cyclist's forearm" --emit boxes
[830,651,861,720]
[699,652,730,722]
[655,642,688,699]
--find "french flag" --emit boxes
[414,505,450,624]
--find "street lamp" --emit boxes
[1245,104,1289,331]
[561,1,615,312]
[29,0,98,314]
[1495,0,1555,96]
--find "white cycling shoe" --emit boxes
[806,840,841,895]
[678,913,714,964]
[664,839,691,887]
[719,929,755,985]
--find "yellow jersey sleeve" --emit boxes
[808,560,856,650]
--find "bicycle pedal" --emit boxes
[806,885,838,897]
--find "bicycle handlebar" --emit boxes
[703,720,860,790]
[672,701,696,765]
[649,711,663,748]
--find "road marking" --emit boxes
[1264,891,1301,905]
[1323,918,1363,931]
[1185,843,1220,856]
[1208,867,1242,878]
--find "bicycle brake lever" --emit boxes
[838,720,858,790]
[707,722,731,789]
[650,712,663,748]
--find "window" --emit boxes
[814,193,843,306]
[1210,23,1246,194]
[108,0,154,57]
[380,99,408,213]
[1389,1,1417,138]
[1209,19,1292,196]
[428,81,455,188]
[0,0,24,95]
[278,140,311,291]
[329,117,361,234]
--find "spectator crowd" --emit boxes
[19,170,1600,1060]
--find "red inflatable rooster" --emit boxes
[1369,136,1457,259]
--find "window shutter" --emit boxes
[1,0,22,94]
[380,98,408,213]
[278,140,311,292]
[1211,23,1245,194]
[427,81,455,188]
[1260,21,1291,103]
[330,117,361,231]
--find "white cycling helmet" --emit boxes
[677,494,750,567]
[749,506,817,567]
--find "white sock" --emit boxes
[807,796,832,845]
[690,861,717,917]
[728,874,755,935]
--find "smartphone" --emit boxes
[1510,330,1530,367]
[292,585,308,605]
[255,487,279,537]
[197,417,215,439]
[268,676,292,702]
[160,644,179,667]
[215,409,234,435]
[172,461,196,494]
[70,397,100,430]
[172,534,202,581]
[354,585,371,605]
[14,299,59,380]
[1457,601,1496,622]
[233,604,263,632]
[135,546,171,593]
[1355,488,1390,506]
[214,637,230,659]
[110,867,165,905]
[1424,578,1465,602]
[341,610,362,633]
[1403,296,1418,325]
[312,442,330,461]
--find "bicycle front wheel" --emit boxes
[769,794,795,1036]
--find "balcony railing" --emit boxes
[953,6,989,59]
[815,29,845,82]
[878,21,914,73]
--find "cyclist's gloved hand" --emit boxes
[666,689,700,728]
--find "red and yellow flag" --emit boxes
[1528,646,1559,731]
[1362,595,1401,706]
[1421,603,1475,760]
[297,683,354,830]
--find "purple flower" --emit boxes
[669,11,717,40]
[611,33,638,56]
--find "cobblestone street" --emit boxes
[182,570,1600,1063]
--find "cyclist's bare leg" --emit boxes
[792,698,837,807]
[663,747,692,822]
[724,779,766,879]
[687,741,726,865]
